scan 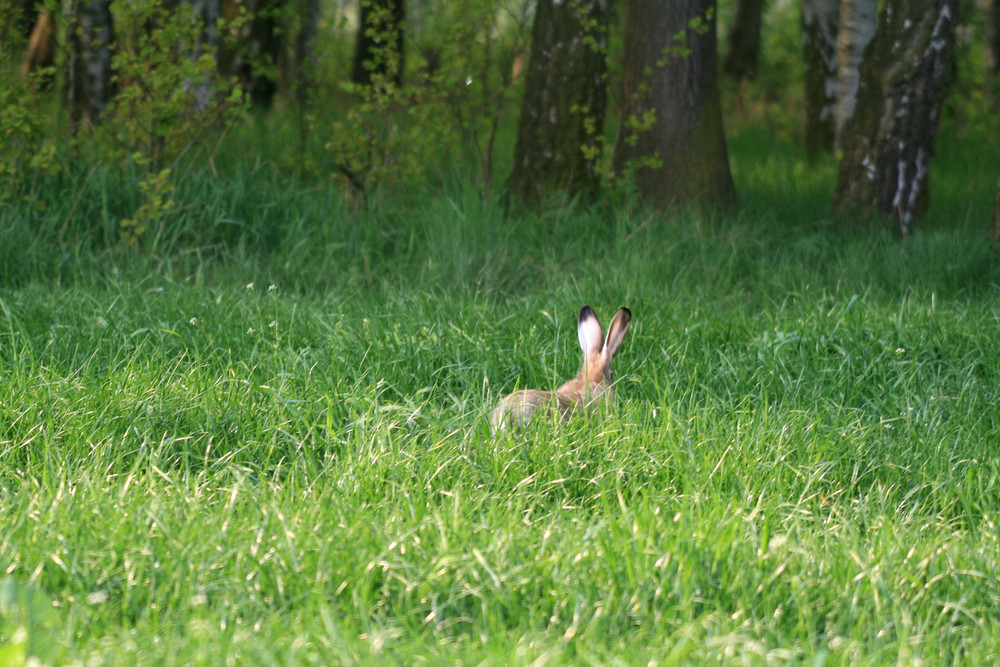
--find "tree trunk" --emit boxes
[289,0,320,107]
[832,0,958,237]
[166,0,221,112]
[834,0,877,150]
[612,0,736,211]
[801,0,839,160]
[352,0,405,86]
[157,0,221,112]
[240,0,281,108]
[987,0,1000,104]
[507,0,609,203]
[723,0,765,81]
[16,0,41,39]
[219,0,283,108]
[67,0,115,130]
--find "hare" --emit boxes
[490,305,631,433]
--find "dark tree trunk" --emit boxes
[723,0,765,81]
[218,0,286,109]
[612,0,736,211]
[507,0,609,203]
[67,0,115,130]
[801,0,839,160]
[987,0,1000,97]
[352,0,405,86]
[289,0,320,107]
[241,0,281,108]
[833,0,958,237]
[16,0,41,38]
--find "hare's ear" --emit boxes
[602,307,631,361]
[577,305,604,355]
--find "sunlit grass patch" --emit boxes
[2,122,1000,662]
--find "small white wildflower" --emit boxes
[189,317,199,326]
[246,283,254,291]
[895,348,905,355]
[268,320,277,328]
[267,284,277,292]
[247,327,256,335]
[87,590,109,605]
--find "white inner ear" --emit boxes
[579,315,603,353]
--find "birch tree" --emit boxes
[68,0,115,130]
[833,0,876,149]
[832,0,958,236]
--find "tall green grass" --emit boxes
[2,121,1000,663]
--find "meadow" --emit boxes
[2,104,1000,664]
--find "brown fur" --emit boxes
[491,305,631,433]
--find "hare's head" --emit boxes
[491,304,631,434]
[569,305,631,403]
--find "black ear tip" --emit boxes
[579,305,596,321]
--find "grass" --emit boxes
[2,119,1000,664]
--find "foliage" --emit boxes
[410,0,533,187]
[107,0,247,170]
[325,71,451,203]
[102,0,247,247]
[320,0,533,201]
[327,0,420,200]
[0,4,61,202]
[0,74,61,200]
[118,163,175,247]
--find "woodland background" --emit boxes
[4,0,999,248]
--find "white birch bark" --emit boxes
[834,0,876,150]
